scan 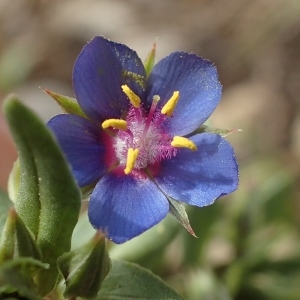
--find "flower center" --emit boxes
[102,85,197,175]
[115,102,176,172]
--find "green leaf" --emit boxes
[44,89,88,118]
[3,96,81,295]
[0,209,42,262]
[0,257,48,300]
[0,189,12,232]
[144,42,156,78]
[96,260,183,300]
[58,232,111,299]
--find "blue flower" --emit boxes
[48,36,238,244]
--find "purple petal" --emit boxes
[146,52,222,136]
[155,133,238,206]
[48,114,106,187]
[88,173,169,243]
[73,36,146,122]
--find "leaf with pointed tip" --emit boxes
[44,89,88,118]
[96,260,183,300]
[167,196,196,237]
[3,96,81,295]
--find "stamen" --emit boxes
[124,148,140,174]
[161,91,180,117]
[102,119,127,130]
[171,136,197,151]
[121,85,141,108]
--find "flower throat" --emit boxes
[101,85,197,175]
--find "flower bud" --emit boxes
[58,231,111,298]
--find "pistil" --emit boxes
[141,95,160,139]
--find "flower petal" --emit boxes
[146,52,222,136]
[155,133,238,206]
[48,114,106,187]
[88,173,169,243]
[73,36,146,122]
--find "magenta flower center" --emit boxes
[101,86,197,175]
[114,101,177,170]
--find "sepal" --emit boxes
[167,196,196,237]
[187,124,241,138]
[144,42,156,78]
[58,231,111,299]
[80,182,97,200]
[44,88,88,118]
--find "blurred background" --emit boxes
[1,0,300,299]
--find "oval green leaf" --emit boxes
[3,96,81,295]
[96,260,183,300]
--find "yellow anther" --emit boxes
[171,136,197,151]
[124,148,140,175]
[161,91,180,116]
[102,119,127,130]
[121,84,141,108]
